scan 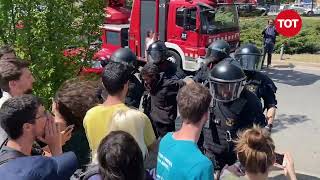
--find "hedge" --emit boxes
[240,17,320,54]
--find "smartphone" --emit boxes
[275,153,284,165]
[64,125,75,132]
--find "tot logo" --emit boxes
[275,10,302,37]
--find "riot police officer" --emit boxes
[234,43,277,132]
[102,48,144,108]
[203,59,266,171]
[146,40,185,79]
[194,40,231,83]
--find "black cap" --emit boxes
[209,59,246,83]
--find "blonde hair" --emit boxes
[109,109,148,158]
[235,125,275,174]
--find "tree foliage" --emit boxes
[0,0,105,107]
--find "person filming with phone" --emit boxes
[219,126,297,180]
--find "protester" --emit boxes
[107,48,144,108]
[262,19,278,68]
[0,152,78,180]
[0,60,34,108]
[109,109,156,159]
[0,95,63,164]
[84,61,146,152]
[219,126,297,180]
[145,30,155,59]
[156,83,214,179]
[0,59,35,145]
[83,131,145,180]
[140,63,189,137]
[53,78,101,168]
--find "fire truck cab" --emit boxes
[87,0,240,74]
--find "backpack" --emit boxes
[0,138,25,165]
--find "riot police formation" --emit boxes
[202,59,266,171]
[194,39,231,83]
[101,48,144,108]
[146,40,186,79]
[234,43,277,132]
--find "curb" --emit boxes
[271,60,320,70]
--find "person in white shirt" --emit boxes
[145,30,155,60]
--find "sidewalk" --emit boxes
[269,54,320,70]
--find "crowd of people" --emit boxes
[0,35,297,180]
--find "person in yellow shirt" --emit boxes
[109,109,156,159]
[83,61,131,152]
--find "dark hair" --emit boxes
[97,131,144,180]
[0,45,15,60]
[268,19,274,23]
[235,126,275,174]
[140,63,160,94]
[177,83,212,124]
[140,63,160,80]
[0,60,30,92]
[101,62,130,96]
[146,30,154,37]
[0,95,43,139]
[54,78,101,129]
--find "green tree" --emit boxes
[0,0,105,107]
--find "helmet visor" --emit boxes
[237,54,263,71]
[209,80,245,102]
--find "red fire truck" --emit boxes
[84,0,240,74]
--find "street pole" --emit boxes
[280,44,285,60]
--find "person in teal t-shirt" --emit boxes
[156,83,214,180]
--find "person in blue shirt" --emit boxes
[156,83,214,180]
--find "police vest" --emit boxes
[245,71,277,109]
[203,97,247,155]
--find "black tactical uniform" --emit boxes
[194,40,231,83]
[147,41,185,80]
[203,60,266,170]
[105,48,144,108]
[148,73,185,137]
[235,43,277,111]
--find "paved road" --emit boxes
[263,65,320,179]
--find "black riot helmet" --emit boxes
[205,40,230,64]
[146,40,167,64]
[107,48,138,74]
[234,43,263,71]
[209,58,246,102]
[109,48,138,68]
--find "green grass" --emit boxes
[273,54,320,63]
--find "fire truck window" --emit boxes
[189,9,197,30]
[176,8,197,31]
[176,9,184,27]
[106,31,120,46]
